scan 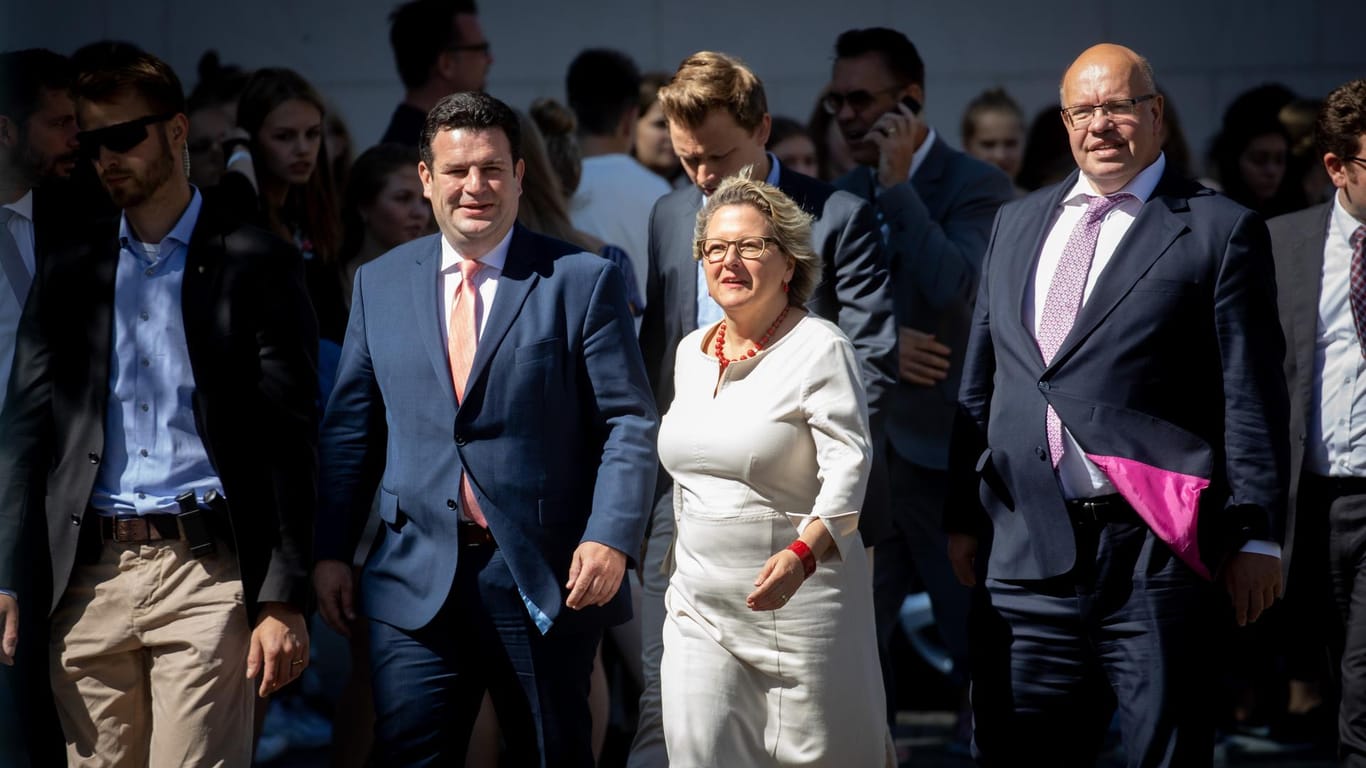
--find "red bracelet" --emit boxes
[787,540,817,579]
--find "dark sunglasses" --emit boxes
[821,86,899,115]
[77,113,175,159]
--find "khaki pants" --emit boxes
[49,539,254,767]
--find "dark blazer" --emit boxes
[638,164,896,539]
[1268,202,1333,575]
[316,226,658,634]
[948,168,1290,581]
[836,137,1013,470]
[0,194,320,621]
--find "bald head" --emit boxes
[1058,44,1164,194]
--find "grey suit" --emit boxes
[835,135,1013,725]
[630,162,896,767]
[1270,201,1363,761]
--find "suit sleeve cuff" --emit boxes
[1239,540,1281,559]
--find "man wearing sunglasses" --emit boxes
[382,0,492,147]
[825,26,1013,744]
[946,44,1287,765]
[1270,79,1366,763]
[0,47,318,765]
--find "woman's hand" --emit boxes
[747,549,806,611]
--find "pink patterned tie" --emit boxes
[448,259,487,527]
[1351,226,1366,357]
[1037,194,1130,466]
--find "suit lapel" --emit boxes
[1045,172,1189,371]
[86,228,119,418]
[1290,205,1332,409]
[410,236,459,404]
[1008,174,1076,356]
[674,187,703,333]
[466,226,539,393]
[181,202,225,365]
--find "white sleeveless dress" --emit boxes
[658,315,895,767]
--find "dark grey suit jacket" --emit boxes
[639,163,897,541]
[836,137,1013,471]
[1269,202,1334,577]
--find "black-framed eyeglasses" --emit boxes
[821,86,899,115]
[1060,94,1157,129]
[695,236,781,263]
[447,41,491,55]
[77,113,175,159]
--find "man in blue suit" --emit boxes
[313,91,658,767]
[947,44,1289,766]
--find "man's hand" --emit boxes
[947,533,978,587]
[247,602,309,698]
[868,101,922,189]
[1222,551,1282,627]
[565,542,628,610]
[747,550,805,612]
[0,594,17,665]
[312,559,357,637]
[898,327,952,386]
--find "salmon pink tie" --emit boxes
[1037,194,1130,466]
[449,259,487,526]
[1351,226,1366,356]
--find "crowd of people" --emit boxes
[0,1,1363,767]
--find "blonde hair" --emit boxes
[658,51,767,132]
[695,171,819,305]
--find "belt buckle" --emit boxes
[112,517,147,543]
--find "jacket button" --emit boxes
[70,515,81,525]
[1037,381,1050,391]
[447,499,457,509]
[455,435,467,446]
[88,452,100,464]
[1036,446,1048,460]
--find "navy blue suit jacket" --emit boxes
[316,225,659,633]
[948,168,1290,581]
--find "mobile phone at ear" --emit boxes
[900,96,922,115]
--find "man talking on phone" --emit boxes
[826,27,1012,743]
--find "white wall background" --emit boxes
[6,0,1364,176]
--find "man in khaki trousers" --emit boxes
[0,46,318,766]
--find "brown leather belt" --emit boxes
[98,513,182,543]
[458,521,496,548]
[1065,494,1139,526]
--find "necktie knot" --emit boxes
[459,258,482,282]
[1083,193,1130,225]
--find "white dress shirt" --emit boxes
[1309,192,1366,476]
[1026,154,1166,499]
[438,227,514,349]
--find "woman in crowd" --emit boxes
[658,174,892,766]
[766,116,820,178]
[222,67,347,343]
[960,87,1025,189]
[635,71,684,186]
[185,50,249,188]
[338,143,430,311]
[1208,83,1307,218]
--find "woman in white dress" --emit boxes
[658,174,894,767]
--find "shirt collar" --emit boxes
[118,186,204,248]
[764,152,782,186]
[2,189,34,221]
[440,225,514,275]
[1063,151,1166,206]
[906,126,937,181]
[1333,188,1366,244]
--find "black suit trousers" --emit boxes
[367,545,600,768]
[971,512,1220,767]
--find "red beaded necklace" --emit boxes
[714,305,791,372]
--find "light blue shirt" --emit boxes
[89,188,223,516]
[694,153,784,328]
